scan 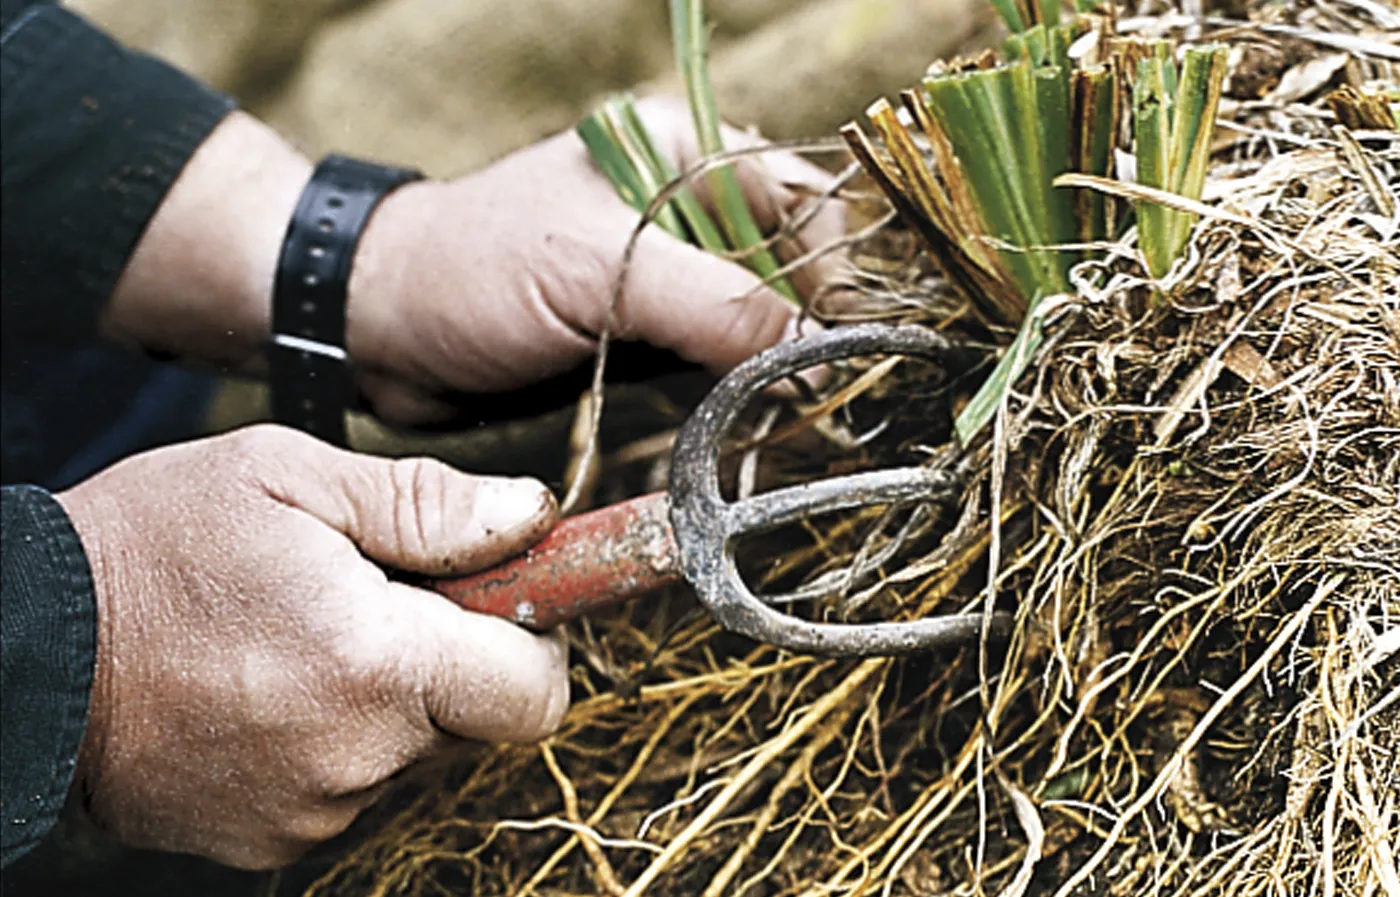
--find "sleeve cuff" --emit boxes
[0,4,236,349]
[1,485,98,867]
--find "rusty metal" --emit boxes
[434,323,1004,657]
[668,322,995,656]
[434,492,679,630]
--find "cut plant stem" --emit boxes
[1163,45,1228,261]
[922,61,1076,300]
[1133,44,1228,279]
[866,98,1024,322]
[1133,56,1174,279]
[1071,64,1119,242]
[846,6,1134,445]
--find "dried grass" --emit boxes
[300,7,1398,895]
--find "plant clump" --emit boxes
[299,2,1398,895]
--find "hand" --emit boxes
[55,425,568,869]
[345,96,843,422]
[103,100,843,425]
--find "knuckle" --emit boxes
[216,423,315,487]
[300,748,372,802]
[387,456,455,559]
[225,422,302,455]
[325,613,403,696]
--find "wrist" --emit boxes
[51,485,119,816]
[343,179,432,382]
[106,111,313,368]
[268,156,424,443]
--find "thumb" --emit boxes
[389,582,571,743]
[256,426,557,576]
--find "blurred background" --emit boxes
[69,0,999,175]
[73,0,1005,487]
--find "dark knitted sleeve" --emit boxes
[0,485,98,867]
[1,0,236,351]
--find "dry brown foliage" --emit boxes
[297,6,1398,896]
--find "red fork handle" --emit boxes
[429,492,683,630]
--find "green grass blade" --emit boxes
[953,305,1046,445]
[1157,41,1179,103]
[615,98,729,254]
[978,62,1072,293]
[991,0,1028,33]
[577,109,684,236]
[1004,24,1047,65]
[1031,64,1078,281]
[670,0,798,303]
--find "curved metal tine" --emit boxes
[669,323,965,518]
[723,466,959,535]
[760,503,931,607]
[702,568,996,656]
[670,323,990,657]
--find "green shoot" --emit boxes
[671,0,798,302]
[615,99,729,254]
[577,103,688,240]
[576,0,800,304]
[990,0,1062,34]
[1133,44,1228,279]
[953,306,1047,446]
[577,96,730,251]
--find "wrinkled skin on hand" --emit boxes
[56,425,569,869]
[346,96,843,423]
[72,94,843,870]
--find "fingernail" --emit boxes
[477,478,555,538]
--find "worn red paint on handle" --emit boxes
[431,492,682,629]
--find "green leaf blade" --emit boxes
[671,0,798,303]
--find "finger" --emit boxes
[254,427,557,576]
[388,582,571,743]
[614,225,799,374]
[714,128,849,298]
[667,123,847,299]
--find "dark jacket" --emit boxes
[1,0,234,866]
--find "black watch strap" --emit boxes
[270,153,424,446]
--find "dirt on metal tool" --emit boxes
[432,323,1001,657]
